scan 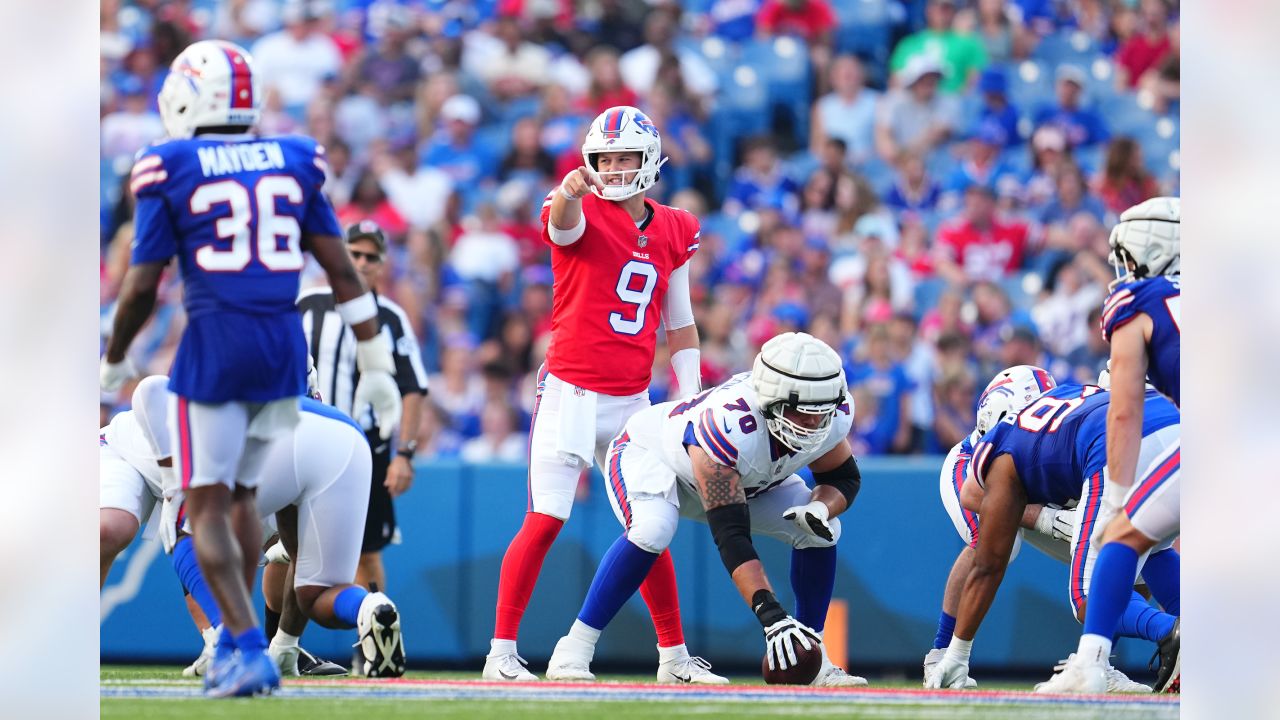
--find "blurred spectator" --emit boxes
[998,325,1047,372]
[429,335,487,438]
[350,8,421,104]
[338,170,410,240]
[920,289,971,344]
[1145,54,1180,117]
[620,9,718,102]
[1021,125,1073,212]
[320,139,358,208]
[1064,305,1110,383]
[722,136,801,218]
[932,366,977,449]
[889,313,934,450]
[579,46,639,115]
[944,119,1018,198]
[1115,0,1174,89]
[419,94,497,207]
[889,0,988,94]
[810,55,881,165]
[414,71,461,145]
[706,0,762,42]
[1032,64,1110,149]
[591,0,648,55]
[460,400,528,463]
[537,83,588,157]
[463,14,551,102]
[250,0,342,114]
[895,216,938,279]
[1038,161,1106,227]
[1030,258,1103,359]
[884,151,943,217]
[845,323,915,455]
[101,74,164,162]
[334,82,391,155]
[875,55,960,163]
[799,169,840,239]
[1068,0,1114,45]
[1094,136,1159,215]
[968,280,1023,374]
[973,67,1021,148]
[499,116,556,186]
[959,0,1020,64]
[371,142,454,232]
[755,0,836,43]
[934,184,1029,284]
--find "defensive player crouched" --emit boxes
[546,333,867,687]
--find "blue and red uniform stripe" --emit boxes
[951,454,979,546]
[607,432,633,528]
[1031,368,1055,392]
[697,410,737,466]
[218,42,254,109]
[177,396,195,490]
[601,108,626,137]
[525,366,549,512]
[1125,447,1180,516]
[1070,471,1104,613]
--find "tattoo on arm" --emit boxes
[696,451,745,510]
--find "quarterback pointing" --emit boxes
[546,333,867,687]
[485,105,716,683]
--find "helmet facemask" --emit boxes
[763,395,840,454]
[581,106,667,201]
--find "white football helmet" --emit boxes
[751,332,848,454]
[1108,196,1180,288]
[581,106,668,200]
[973,365,1057,440]
[158,40,262,139]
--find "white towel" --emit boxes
[555,380,598,468]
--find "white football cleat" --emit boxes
[545,635,596,681]
[354,592,405,678]
[923,647,976,688]
[182,626,218,677]
[482,649,537,681]
[1104,662,1152,693]
[812,653,868,687]
[656,645,728,684]
[1034,654,1109,694]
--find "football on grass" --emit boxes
[761,640,822,685]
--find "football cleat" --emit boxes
[182,626,218,678]
[354,592,406,678]
[1105,663,1153,693]
[1034,654,1109,694]
[923,647,976,688]
[1151,618,1180,693]
[812,653,869,687]
[545,635,597,681]
[206,650,280,698]
[656,646,728,684]
[298,647,348,676]
[482,650,537,681]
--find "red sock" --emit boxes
[493,512,564,641]
[638,548,685,648]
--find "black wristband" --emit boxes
[814,455,861,507]
[752,589,787,628]
[706,503,757,574]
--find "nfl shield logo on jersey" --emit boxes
[637,234,648,248]
[574,386,587,397]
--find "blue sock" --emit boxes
[578,536,659,630]
[1082,543,1141,638]
[1139,548,1180,615]
[933,612,957,650]
[790,546,837,633]
[1116,591,1176,642]
[215,625,236,663]
[233,626,268,653]
[172,535,222,628]
[333,586,368,628]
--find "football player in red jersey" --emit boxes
[483,106,723,684]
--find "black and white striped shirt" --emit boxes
[298,287,429,432]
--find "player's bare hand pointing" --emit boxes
[560,166,604,200]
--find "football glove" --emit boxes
[925,655,973,690]
[159,490,185,554]
[268,637,301,677]
[100,356,138,392]
[262,539,291,566]
[762,617,821,672]
[1034,506,1077,543]
[782,501,834,543]
[353,334,401,440]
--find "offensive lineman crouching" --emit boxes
[546,333,867,686]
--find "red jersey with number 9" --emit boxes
[540,192,701,395]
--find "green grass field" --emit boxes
[101,665,1180,720]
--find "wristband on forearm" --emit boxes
[752,589,788,628]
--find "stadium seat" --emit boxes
[833,0,892,76]
[1033,30,1099,67]
[742,37,812,148]
[1005,60,1055,113]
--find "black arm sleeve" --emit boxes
[813,455,862,507]
[705,503,758,574]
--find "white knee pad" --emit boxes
[625,501,679,554]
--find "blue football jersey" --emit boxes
[971,384,1180,505]
[130,134,343,403]
[1101,276,1180,407]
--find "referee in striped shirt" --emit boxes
[298,221,429,593]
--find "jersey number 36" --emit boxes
[189,176,306,272]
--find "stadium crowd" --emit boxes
[99,0,1180,459]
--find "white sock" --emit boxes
[1077,634,1112,666]
[568,620,601,647]
[490,638,518,657]
[271,630,300,648]
[657,643,688,663]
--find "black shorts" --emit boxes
[361,431,397,554]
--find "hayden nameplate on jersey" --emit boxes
[130,135,342,403]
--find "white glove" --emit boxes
[782,501,834,543]
[262,540,291,566]
[268,635,301,677]
[1034,506,1076,543]
[925,640,974,690]
[100,356,138,392]
[353,334,401,440]
[762,616,821,671]
[159,490,185,554]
